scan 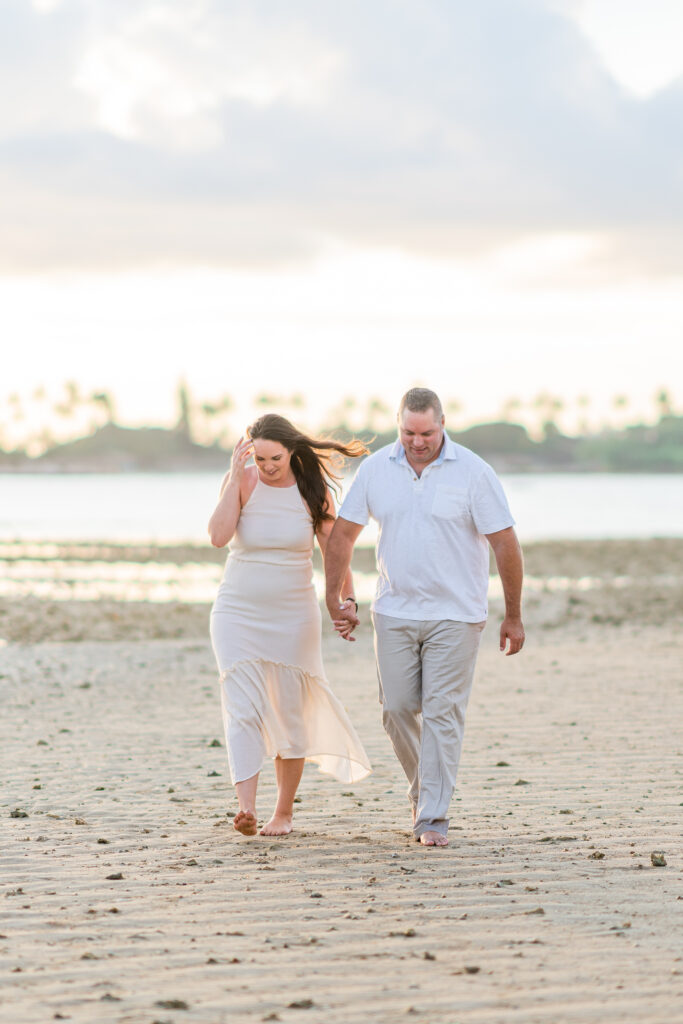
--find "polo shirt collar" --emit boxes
[390,433,458,464]
[442,433,459,461]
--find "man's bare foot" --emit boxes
[259,813,293,837]
[418,830,448,847]
[233,810,258,836]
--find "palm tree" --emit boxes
[576,394,591,436]
[200,395,234,445]
[31,387,48,434]
[37,427,55,454]
[53,380,82,424]
[65,380,81,408]
[499,397,521,423]
[255,393,278,407]
[533,392,564,437]
[8,392,24,422]
[91,391,116,425]
[323,395,358,434]
[366,397,392,433]
[655,389,672,419]
[176,380,193,439]
[341,396,357,429]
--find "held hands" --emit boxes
[332,599,360,642]
[230,436,254,481]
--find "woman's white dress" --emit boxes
[210,477,371,784]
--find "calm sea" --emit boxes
[1,471,682,543]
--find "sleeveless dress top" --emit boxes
[210,476,371,784]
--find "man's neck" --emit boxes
[404,436,445,477]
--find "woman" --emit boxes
[208,414,371,837]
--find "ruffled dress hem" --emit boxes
[219,657,372,785]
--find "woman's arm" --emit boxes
[207,437,254,548]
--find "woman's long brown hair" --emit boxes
[247,414,369,530]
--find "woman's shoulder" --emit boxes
[240,466,259,505]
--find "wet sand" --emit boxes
[1,539,681,1023]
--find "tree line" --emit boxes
[1,381,680,472]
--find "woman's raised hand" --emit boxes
[229,436,254,480]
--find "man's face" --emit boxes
[399,408,445,466]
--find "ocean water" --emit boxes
[1,471,681,544]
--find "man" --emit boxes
[325,388,524,847]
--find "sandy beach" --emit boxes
[1,539,682,1023]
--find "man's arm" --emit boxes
[486,526,525,656]
[316,503,355,607]
[325,517,364,638]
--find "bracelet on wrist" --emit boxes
[342,597,358,612]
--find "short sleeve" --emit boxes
[470,465,515,535]
[339,460,371,526]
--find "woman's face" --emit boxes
[252,438,293,483]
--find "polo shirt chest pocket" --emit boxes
[431,485,470,522]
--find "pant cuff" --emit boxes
[413,821,449,839]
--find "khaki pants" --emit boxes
[372,613,485,839]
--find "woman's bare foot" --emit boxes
[260,813,293,837]
[233,810,258,836]
[419,830,448,847]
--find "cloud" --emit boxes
[1,0,682,272]
[72,2,345,146]
[568,0,683,98]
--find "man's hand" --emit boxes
[486,527,525,657]
[332,600,360,642]
[324,517,364,642]
[500,616,525,655]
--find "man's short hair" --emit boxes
[398,388,443,420]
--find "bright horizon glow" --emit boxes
[2,237,680,448]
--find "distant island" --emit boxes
[1,415,681,473]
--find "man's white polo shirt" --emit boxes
[339,434,514,622]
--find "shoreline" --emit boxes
[1,535,682,570]
[1,537,681,643]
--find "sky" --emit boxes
[2,0,683,444]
